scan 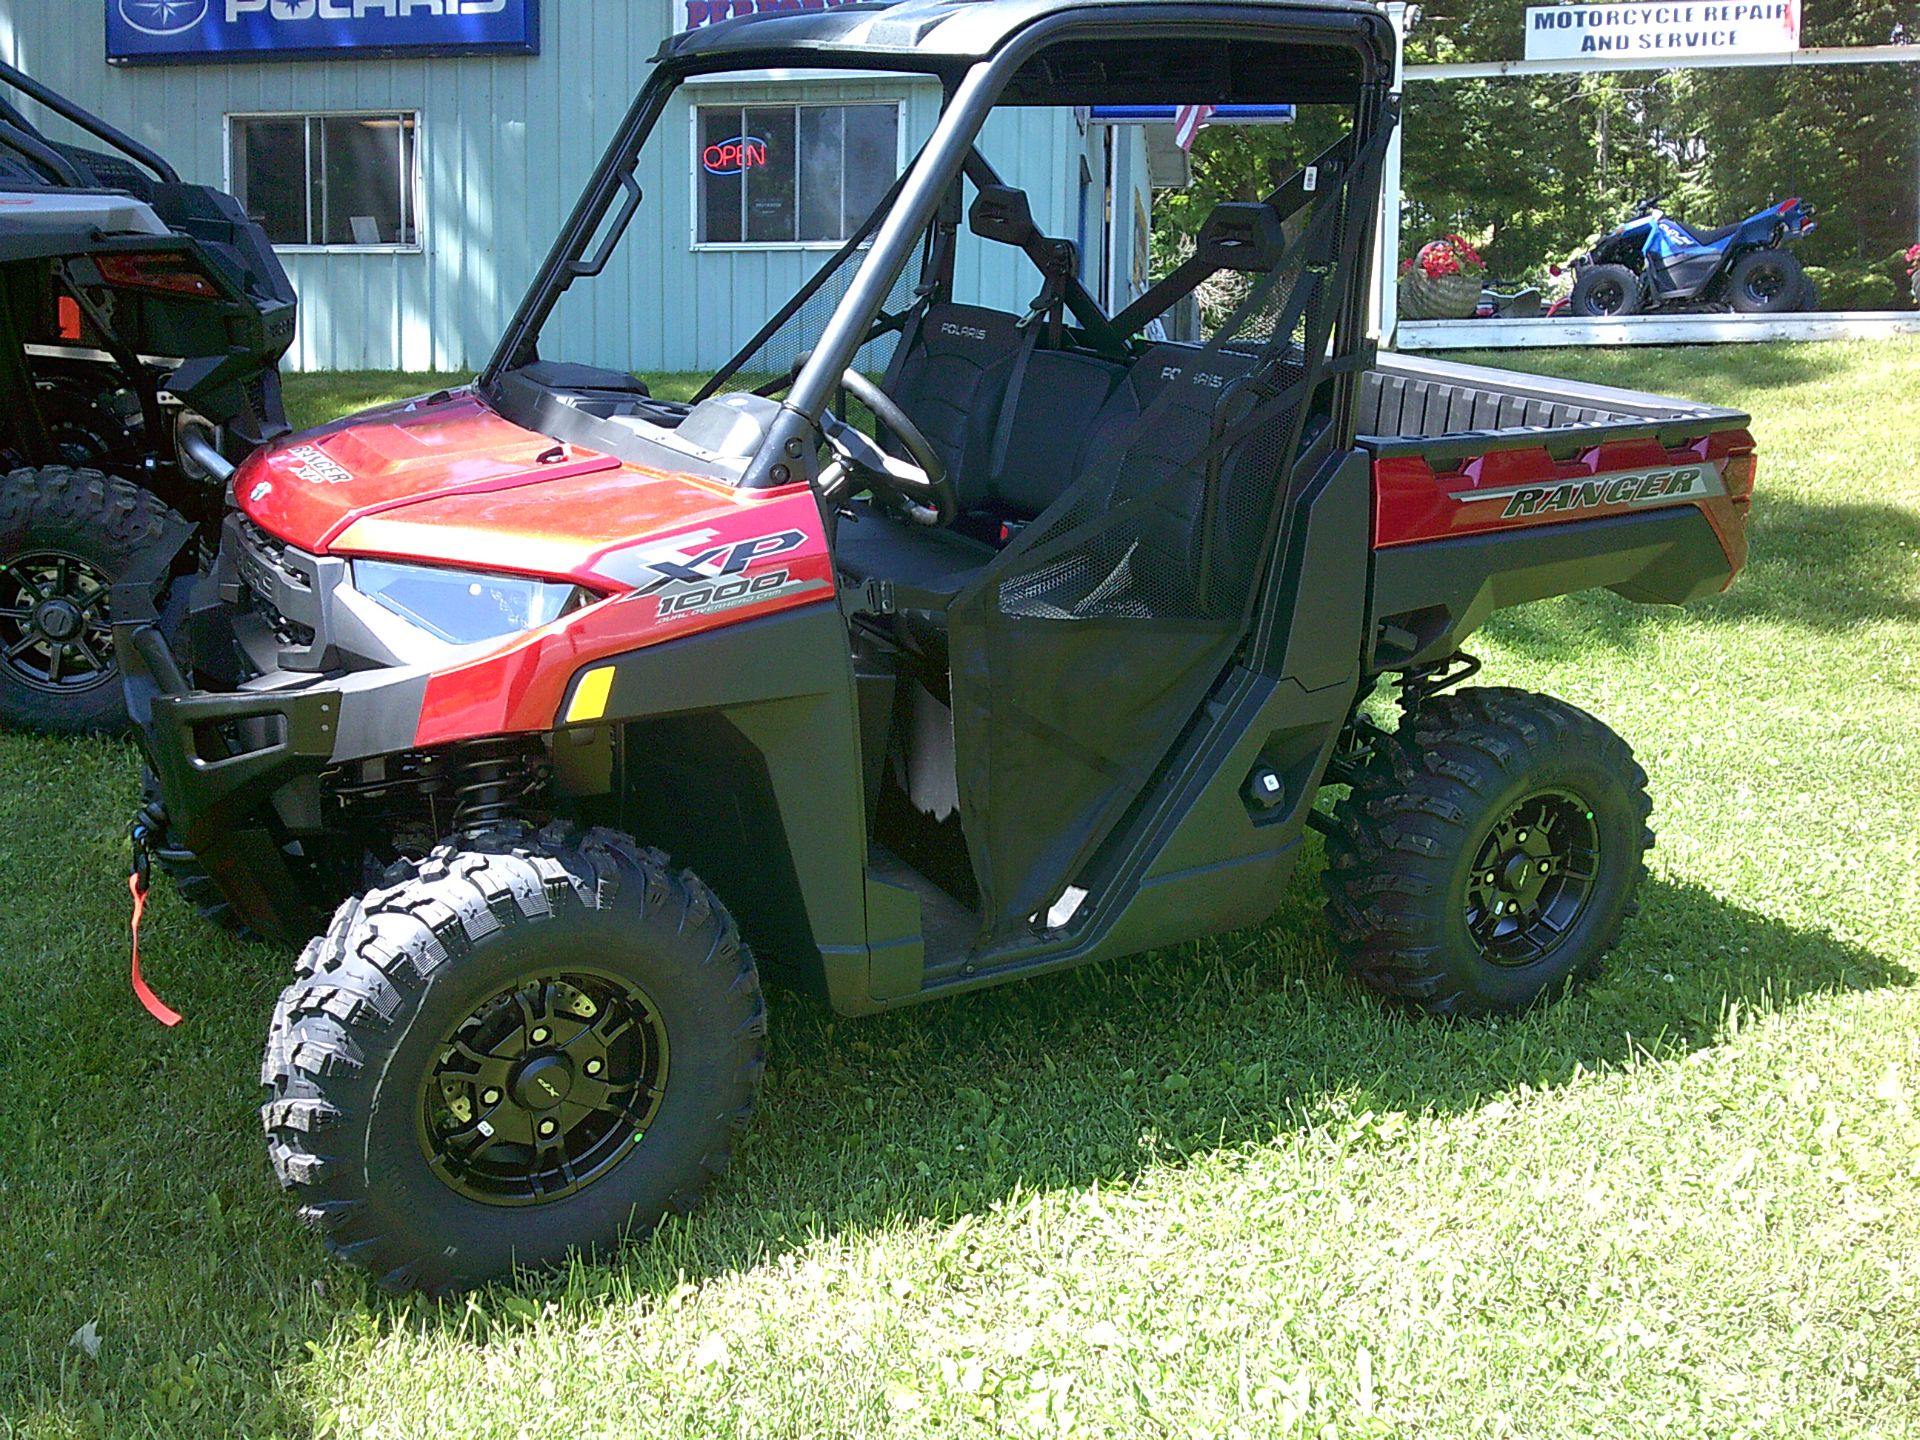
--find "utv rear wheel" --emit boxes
[0,466,184,734]
[1568,263,1642,318]
[1728,248,1804,315]
[1322,687,1653,1019]
[260,826,765,1292]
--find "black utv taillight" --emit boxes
[95,251,220,298]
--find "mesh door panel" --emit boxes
[947,128,1384,945]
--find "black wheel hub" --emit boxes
[1464,790,1600,966]
[418,971,669,1206]
[0,551,116,693]
[512,1052,575,1110]
[32,596,84,641]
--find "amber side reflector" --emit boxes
[563,666,615,725]
[1723,454,1757,499]
[56,295,82,340]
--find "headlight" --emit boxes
[350,560,591,645]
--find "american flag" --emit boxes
[1173,104,1215,152]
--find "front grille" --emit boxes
[237,517,306,584]
[245,587,315,648]
[235,517,318,648]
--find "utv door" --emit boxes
[946,129,1387,946]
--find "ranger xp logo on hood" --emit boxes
[1452,464,1722,521]
[283,444,354,486]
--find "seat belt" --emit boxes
[986,245,1073,486]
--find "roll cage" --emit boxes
[478,0,1394,490]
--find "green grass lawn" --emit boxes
[3,342,1918,1438]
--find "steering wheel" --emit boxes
[816,369,956,527]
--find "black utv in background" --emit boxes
[0,59,294,733]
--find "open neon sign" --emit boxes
[703,136,768,175]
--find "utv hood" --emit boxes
[233,389,759,586]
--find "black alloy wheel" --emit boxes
[1323,686,1653,1018]
[1728,248,1806,316]
[0,466,187,733]
[1569,262,1643,318]
[419,969,671,1206]
[1462,789,1600,966]
[0,548,116,694]
[263,826,765,1292]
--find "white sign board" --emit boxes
[1523,2,1801,61]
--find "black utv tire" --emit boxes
[0,466,184,734]
[1728,248,1805,315]
[261,825,765,1292]
[1567,263,1643,318]
[1322,687,1653,1019]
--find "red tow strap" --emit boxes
[129,873,182,1027]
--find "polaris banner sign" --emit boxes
[1523,1,1800,61]
[107,0,540,65]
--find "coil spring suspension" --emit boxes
[451,737,541,839]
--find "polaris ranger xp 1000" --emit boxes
[120,0,1755,1291]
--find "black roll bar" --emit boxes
[0,57,180,185]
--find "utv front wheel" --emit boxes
[261,827,765,1291]
[1323,687,1653,1019]
[0,466,185,734]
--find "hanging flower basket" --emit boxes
[1400,235,1487,320]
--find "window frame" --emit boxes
[688,96,906,253]
[222,108,425,255]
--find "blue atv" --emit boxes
[1568,196,1817,317]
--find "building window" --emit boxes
[696,102,899,247]
[227,112,419,249]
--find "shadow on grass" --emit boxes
[351,865,1911,1344]
[10,844,1906,1435]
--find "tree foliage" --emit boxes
[1155,1,1920,306]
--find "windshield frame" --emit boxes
[479,9,1393,490]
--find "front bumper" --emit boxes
[115,572,431,941]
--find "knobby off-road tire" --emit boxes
[1568,263,1642,318]
[1728,247,1806,315]
[0,466,184,734]
[1323,687,1654,1019]
[261,825,766,1292]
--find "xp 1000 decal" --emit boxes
[600,526,829,622]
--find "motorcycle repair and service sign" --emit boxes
[1523,2,1800,61]
[107,1,540,65]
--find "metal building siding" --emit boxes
[1,2,1145,373]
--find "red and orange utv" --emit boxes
[120,0,1753,1289]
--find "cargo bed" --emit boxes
[1356,352,1756,671]
[1357,352,1746,459]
